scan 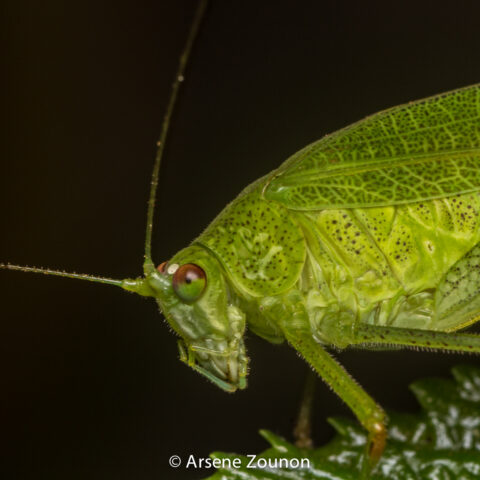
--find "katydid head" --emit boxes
[147,245,248,392]
[1,0,246,395]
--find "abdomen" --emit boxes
[299,192,480,329]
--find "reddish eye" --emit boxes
[157,261,167,273]
[172,264,207,303]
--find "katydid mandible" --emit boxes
[2,0,480,470]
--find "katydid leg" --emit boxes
[293,369,316,449]
[283,331,387,468]
[354,324,480,353]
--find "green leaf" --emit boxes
[203,365,480,480]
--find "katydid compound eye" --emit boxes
[172,264,206,303]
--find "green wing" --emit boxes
[264,84,480,210]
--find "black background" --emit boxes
[2,1,480,479]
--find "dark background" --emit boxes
[2,1,480,479]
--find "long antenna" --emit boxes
[143,0,209,274]
[2,3,209,289]
[0,264,125,287]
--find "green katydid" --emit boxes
[2,0,480,473]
